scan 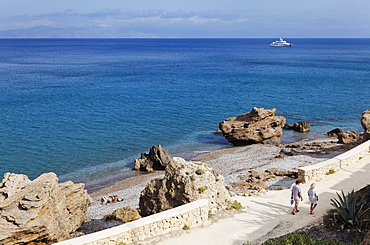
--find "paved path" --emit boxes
[157,153,370,245]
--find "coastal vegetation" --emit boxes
[258,232,352,245]
[182,225,191,230]
[325,169,336,175]
[226,200,243,210]
[208,210,215,219]
[198,186,207,194]
[330,189,370,243]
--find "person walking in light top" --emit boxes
[308,183,318,214]
[291,179,303,215]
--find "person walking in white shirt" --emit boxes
[308,183,319,214]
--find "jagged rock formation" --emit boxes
[326,128,361,144]
[106,206,141,223]
[361,110,370,141]
[139,157,233,217]
[338,131,360,144]
[0,172,92,244]
[134,144,174,172]
[219,107,286,146]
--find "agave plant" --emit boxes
[331,190,356,228]
[330,189,370,243]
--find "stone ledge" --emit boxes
[335,141,370,167]
[56,199,209,245]
[298,140,370,182]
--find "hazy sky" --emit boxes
[1,0,369,37]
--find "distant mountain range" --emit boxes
[0,26,157,38]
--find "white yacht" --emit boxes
[270,38,292,47]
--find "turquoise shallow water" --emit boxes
[0,38,369,185]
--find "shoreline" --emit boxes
[88,171,164,199]
[89,136,349,193]
[83,135,334,192]
[86,136,351,202]
[79,135,363,235]
[82,132,334,194]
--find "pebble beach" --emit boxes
[79,137,355,234]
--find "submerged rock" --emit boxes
[139,157,233,217]
[0,172,92,244]
[219,107,286,146]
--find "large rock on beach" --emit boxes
[134,144,174,172]
[0,172,92,244]
[107,206,141,223]
[139,157,233,217]
[361,110,370,141]
[338,131,360,144]
[219,107,286,146]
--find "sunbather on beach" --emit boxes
[101,195,123,204]
[112,195,124,202]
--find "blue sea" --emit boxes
[0,38,369,189]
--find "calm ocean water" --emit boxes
[0,38,369,187]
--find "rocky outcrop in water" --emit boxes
[293,121,310,132]
[0,172,92,244]
[139,157,233,217]
[134,144,174,172]
[285,121,310,132]
[361,110,370,141]
[219,107,286,146]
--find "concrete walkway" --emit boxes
[157,152,370,245]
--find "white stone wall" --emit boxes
[56,199,209,245]
[298,140,370,182]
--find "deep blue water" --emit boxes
[0,38,369,186]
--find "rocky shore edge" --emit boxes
[1,108,369,244]
[78,135,362,236]
[76,107,370,237]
